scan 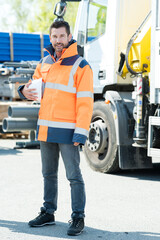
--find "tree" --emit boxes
[64,1,80,33]
[1,0,33,32]
[0,0,79,33]
[27,0,79,34]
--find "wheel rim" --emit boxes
[86,117,109,158]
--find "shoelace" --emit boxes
[68,219,83,228]
[36,212,46,220]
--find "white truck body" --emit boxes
[54,0,160,172]
[74,0,151,91]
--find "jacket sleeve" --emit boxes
[17,85,26,99]
[72,59,94,145]
[32,61,42,80]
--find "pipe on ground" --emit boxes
[3,118,37,132]
[8,105,40,119]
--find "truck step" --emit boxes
[148,116,160,157]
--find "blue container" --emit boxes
[0,32,50,62]
[0,32,10,62]
[43,34,50,57]
[13,33,41,61]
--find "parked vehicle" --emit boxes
[55,0,160,173]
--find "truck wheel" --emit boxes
[84,101,119,173]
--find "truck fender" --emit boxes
[104,90,133,146]
[104,90,152,169]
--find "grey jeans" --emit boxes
[40,141,86,219]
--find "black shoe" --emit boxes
[28,210,55,227]
[67,218,84,236]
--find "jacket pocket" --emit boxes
[54,91,76,121]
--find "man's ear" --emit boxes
[69,34,72,41]
[49,35,51,43]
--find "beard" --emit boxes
[54,43,65,52]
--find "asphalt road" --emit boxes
[0,139,160,240]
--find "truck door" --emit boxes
[74,0,107,93]
[85,0,107,93]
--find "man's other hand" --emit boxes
[74,142,80,146]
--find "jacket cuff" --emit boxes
[17,85,26,99]
[72,133,87,145]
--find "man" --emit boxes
[18,21,93,236]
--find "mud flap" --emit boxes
[105,90,152,170]
[119,145,152,169]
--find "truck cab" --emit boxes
[70,0,156,173]
[74,0,151,95]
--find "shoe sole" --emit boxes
[67,230,83,236]
[29,222,55,227]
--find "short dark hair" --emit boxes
[49,21,71,36]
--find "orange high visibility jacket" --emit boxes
[32,40,93,144]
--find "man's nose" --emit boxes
[56,37,61,43]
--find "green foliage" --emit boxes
[2,0,33,32]
[64,2,79,33]
[27,0,79,34]
[27,0,55,34]
[1,0,79,33]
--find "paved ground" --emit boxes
[0,139,160,240]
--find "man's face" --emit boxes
[50,27,72,53]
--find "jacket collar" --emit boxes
[44,39,78,60]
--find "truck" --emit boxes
[53,0,160,173]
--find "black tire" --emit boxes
[84,101,119,173]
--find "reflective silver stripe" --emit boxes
[42,82,46,97]
[45,82,76,93]
[74,127,88,136]
[41,55,50,69]
[77,91,93,98]
[68,57,83,88]
[44,56,83,93]
[38,119,76,129]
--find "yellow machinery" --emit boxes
[118,12,151,79]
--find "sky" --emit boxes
[0,0,78,33]
[0,2,15,32]
[0,0,35,32]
